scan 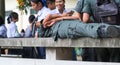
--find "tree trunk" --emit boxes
[0,0,5,24]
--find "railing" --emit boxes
[0,38,120,65]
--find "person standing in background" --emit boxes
[30,0,51,59]
[0,16,7,55]
[7,12,22,55]
[0,16,7,38]
[30,0,50,37]
[22,15,35,58]
[25,15,35,38]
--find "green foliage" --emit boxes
[17,0,31,14]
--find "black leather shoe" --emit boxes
[97,25,120,38]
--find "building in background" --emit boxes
[5,0,77,32]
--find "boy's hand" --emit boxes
[43,19,56,28]
[35,22,40,28]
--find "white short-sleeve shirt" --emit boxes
[7,22,20,38]
[50,7,67,15]
[37,7,51,22]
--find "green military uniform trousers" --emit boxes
[38,20,111,39]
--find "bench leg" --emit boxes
[46,47,72,60]
[46,47,56,60]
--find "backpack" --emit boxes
[94,0,120,25]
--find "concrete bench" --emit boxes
[0,38,120,65]
[0,38,120,47]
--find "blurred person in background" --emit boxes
[0,16,7,38]
[22,15,36,58]
[20,29,25,38]
[7,12,20,38]
[6,12,22,55]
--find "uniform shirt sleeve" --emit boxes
[82,0,91,15]
[83,0,97,22]
[74,0,84,13]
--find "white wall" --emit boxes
[65,0,77,9]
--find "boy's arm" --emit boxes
[82,13,90,23]
[43,11,82,28]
